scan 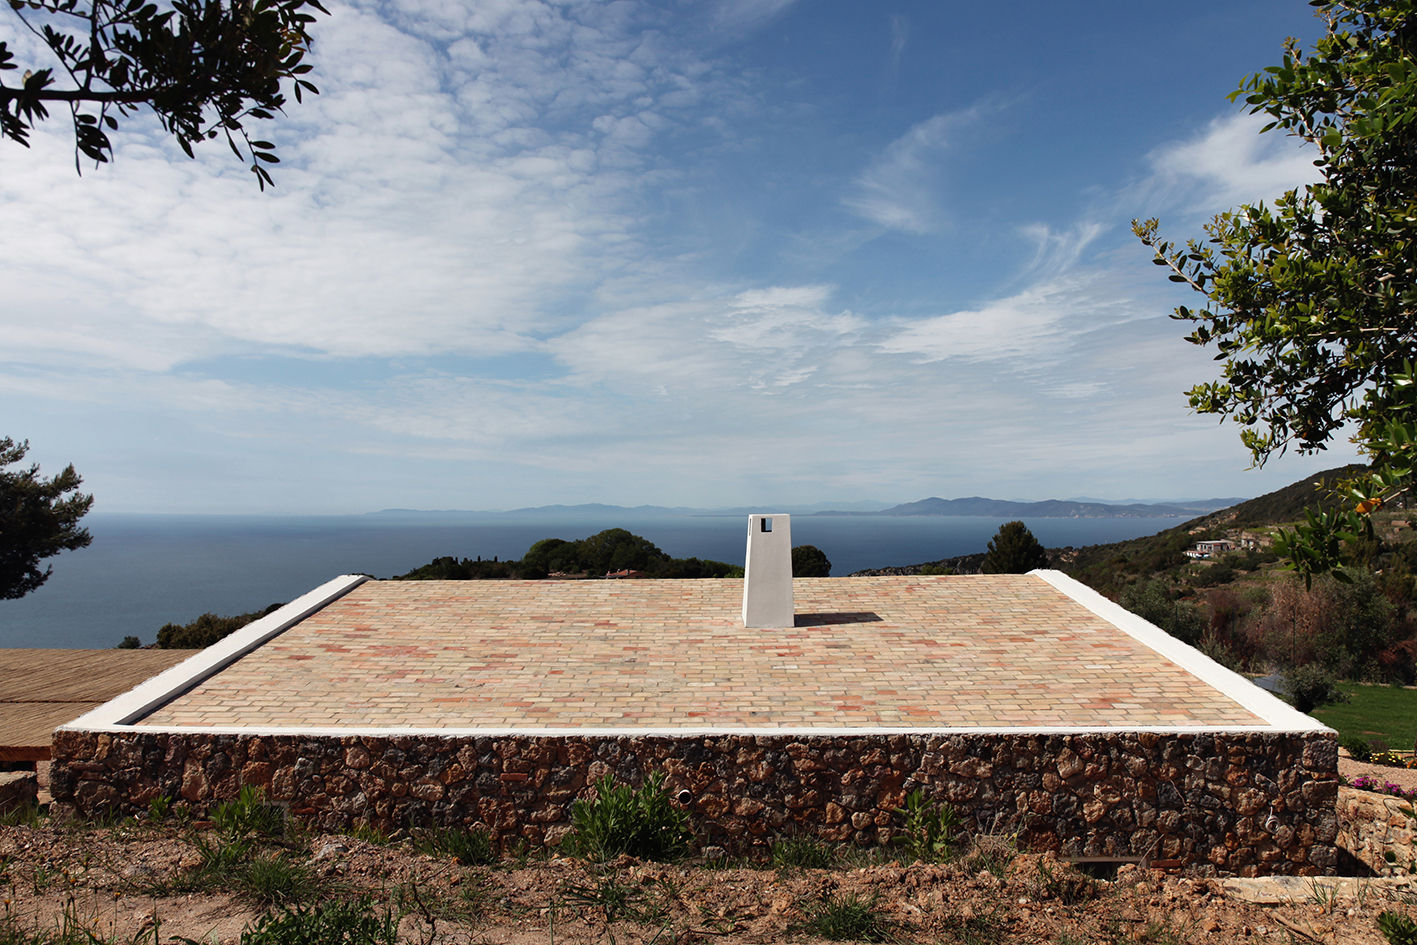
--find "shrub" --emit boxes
[1282,664,1350,714]
[980,521,1048,574]
[1120,580,1205,646]
[238,899,399,945]
[157,603,284,648]
[1344,736,1374,763]
[562,772,692,862]
[411,825,496,865]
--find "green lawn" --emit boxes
[1313,682,1417,750]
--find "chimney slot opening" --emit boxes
[760,517,773,532]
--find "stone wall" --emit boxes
[50,729,1337,875]
[1337,785,1415,875]
[0,770,37,814]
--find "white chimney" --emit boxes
[742,513,793,628]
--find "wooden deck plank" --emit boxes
[0,703,103,760]
[0,649,196,703]
[0,649,199,759]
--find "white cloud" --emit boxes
[1144,111,1321,211]
[841,104,997,233]
[876,273,1135,365]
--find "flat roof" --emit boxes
[67,572,1322,736]
[0,649,196,760]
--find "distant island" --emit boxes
[369,495,1243,520]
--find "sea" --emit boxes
[0,511,1188,649]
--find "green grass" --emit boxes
[1312,683,1417,749]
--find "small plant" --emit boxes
[0,803,44,829]
[1344,735,1374,763]
[212,786,285,842]
[958,831,1016,876]
[411,825,495,865]
[234,851,322,907]
[1032,857,1100,905]
[147,794,172,824]
[559,872,663,924]
[562,772,692,862]
[1380,911,1417,945]
[769,836,834,870]
[795,891,895,943]
[895,789,961,863]
[346,821,391,846]
[233,899,399,945]
[1374,749,1411,768]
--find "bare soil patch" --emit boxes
[0,820,1412,944]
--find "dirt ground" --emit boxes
[1341,755,1417,794]
[0,818,1413,945]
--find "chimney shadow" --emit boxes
[794,612,882,627]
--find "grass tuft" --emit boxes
[410,825,496,866]
[795,891,896,942]
[769,836,835,870]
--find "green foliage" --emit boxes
[563,772,692,862]
[235,851,322,907]
[1262,572,1398,678]
[1120,580,1206,646]
[212,786,286,842]
[115,635,141,649]
[0,437,92,600]
[791,544,832,577]
[769,836,835,870]
[1342,735,1374,762]
[895,790,961,863]
[1134,0,1417,583]
[156,603,283,649]
[235,899,399,945]
[0,1,329,188]
[980,521,1048,574]
[1283,663,1351,714]
[1379,910,1417,945]
[410,825,496,865]
[397,528,741,581]
[794,891,895,942]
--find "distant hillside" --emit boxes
[851,465,1367,595]
[873,496,1233,519]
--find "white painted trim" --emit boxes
[79,722,1315,738]
[1029,569,1329,733]
[62,574,369,730]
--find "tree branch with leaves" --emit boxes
[1134,0,1417,585]
[0,0,328,188]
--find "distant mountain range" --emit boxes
[371,495,1242,520]
[864,496,1242,519]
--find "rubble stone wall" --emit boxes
[1337,785,1415,875]
[50,729,1337,875]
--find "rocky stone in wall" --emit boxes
[1336,785,1416,875]
[0,770,37,814]
[49,729,1337,876]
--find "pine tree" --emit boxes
[980,521,1048,574]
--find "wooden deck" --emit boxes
[0,649,197,761]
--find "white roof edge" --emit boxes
[1029,568,1330,733]
[63,723,1318,738]
[62,574,369,731]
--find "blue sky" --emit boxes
[0,0,1361,513]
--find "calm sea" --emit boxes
[0,511,1186,649]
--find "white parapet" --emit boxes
[743,513,793,628]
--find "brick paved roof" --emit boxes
[135,575,1268,730]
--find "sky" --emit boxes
[0,0,1363,514]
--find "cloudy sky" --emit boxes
[0,0,1359,514]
